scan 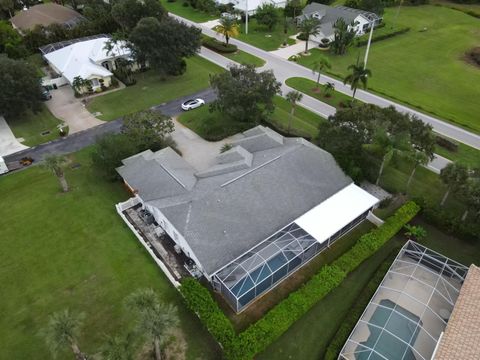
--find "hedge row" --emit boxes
[356,27,410,47]
[202,37,238,53]
[179,201,420,360]
[179,278,236,345]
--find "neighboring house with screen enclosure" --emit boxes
[41,36,137,94]
[339,241,474,360]
[116,126,379,313]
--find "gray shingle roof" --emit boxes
[298,4,380,38]
[117,126,352,275]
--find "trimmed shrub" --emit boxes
[333,201,420,274]
[180,202,420,360]
[435,135,458,152]
[356,27,410,47]
[179,278,236,346]
[297,32,308,41]
[202,37,238,53]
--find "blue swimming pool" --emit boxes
[356,299,422,360]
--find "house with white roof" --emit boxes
[42,36,135,94]
[116,126,380,313]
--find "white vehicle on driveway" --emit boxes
[181,98,205,111]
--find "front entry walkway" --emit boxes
[45,86,104,134]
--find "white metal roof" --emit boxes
[44,37,131,84]
[295,183,379,244]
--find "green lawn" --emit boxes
[237,12,297,51]
[87,56,223,121]
[178,96,325,141]
[7,105,65,146]
[160,0,218,22]
[286,77,358,109]
[432,0,480,17]
[0,148,220,360]
[435,142,480,168]
[297,6,480,133]
[222,49,266,67]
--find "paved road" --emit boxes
[3,88,216,165]
[175,14,480,150]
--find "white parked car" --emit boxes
[181,98,205,111]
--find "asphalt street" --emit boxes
[3,88,216,165]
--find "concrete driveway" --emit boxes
[171,117,241,172]
[0,116,28,157]
[45,86,104,134]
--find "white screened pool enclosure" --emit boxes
[212,183,379,313]
[339,241,469,360]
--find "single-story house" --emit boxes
[43,36,135,93]
[11,4,84,34]
[117,126,379,313]
[297,3,382,42]
[339,241,472,360]
[216,0,285,15]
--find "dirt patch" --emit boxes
[463,47,480,68]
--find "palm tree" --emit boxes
[312,56,331,90]
[439,162,469,206]
[324,81,335,97]
[406,151,429,192]
[125,289,179,360]
[214,17,239,45]
[43,155,69,192]
[285,91,303,134]
[364,129,410,186]
[343,56,371,100]
[298,16,321,54]
[41,310,87,360]
[101,333,135,360]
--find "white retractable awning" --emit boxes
[294,183,379,244]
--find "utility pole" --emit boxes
[363,23,374,69]
[245,0,249,35]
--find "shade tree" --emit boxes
[112,0,166,32]
[129,17,201,76]
[256,3,279,31]
[439,162,469,206]
[210,64,281,124]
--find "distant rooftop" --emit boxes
[11,4,84,32]
[117,126,354,274]
[434,265,480,360]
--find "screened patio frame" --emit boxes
[212,209,370,313]
[339,240,469,360]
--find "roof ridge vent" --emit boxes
[220,155,281,188]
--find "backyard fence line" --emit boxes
[115,199,180,288]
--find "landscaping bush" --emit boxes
[179,278,236,346]
[436,135,458,152]
[202,37,238,53]
[297,32,308,41]
[356,27,410,47]
[180,202,420,359]
[414,197,480,242]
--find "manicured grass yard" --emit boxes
[435,142,480,168]
[222,49,266,67]
[237,11,297,51]
[297,6,480,133]
[178,96,325,141]
[160,0,218,23]
[87,56,223,121]
[0,148,220,360]
[7,105,65,146]
[286,77,358,109]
